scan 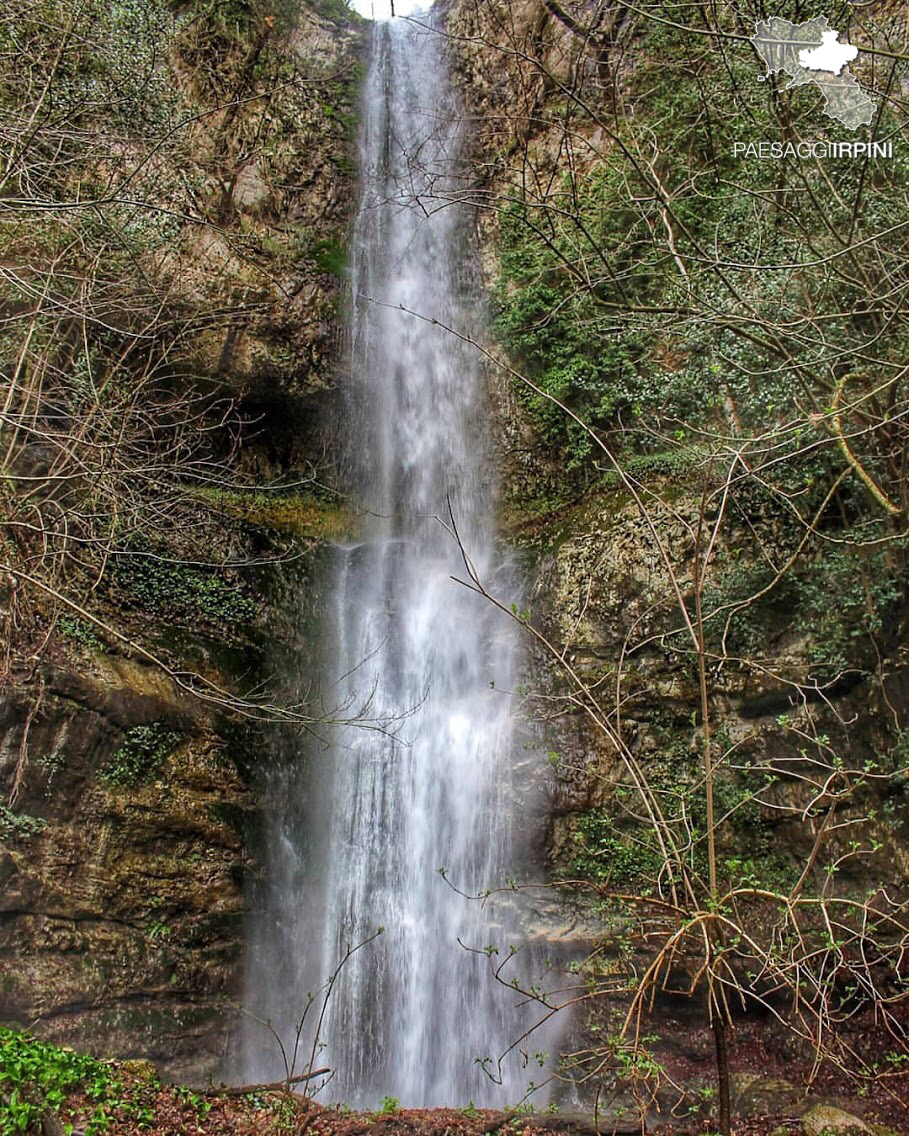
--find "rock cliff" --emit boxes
[0,0,365,1082]
[441,0,909,1116]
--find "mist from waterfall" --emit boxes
[241,16,554,1108]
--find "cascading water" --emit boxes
[242,14,552,1108]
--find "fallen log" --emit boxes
[206,1068,331,1096]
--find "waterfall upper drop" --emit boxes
[242,17,550,1108]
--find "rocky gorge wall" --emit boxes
[440,0,909,1116]
[0,0,366,1083]
[2,0,908,1119]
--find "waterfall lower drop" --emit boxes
[242,15,552,1108]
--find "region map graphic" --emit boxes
[751,15,874,129]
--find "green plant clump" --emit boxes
[0,1027,119,1136]
[311,236,348,276]
[571,811,664,891]
[113,555,256,626]
[101,722,181,787]
[58,617,102,651]
[0,807,46,842]
[312,0,358,21]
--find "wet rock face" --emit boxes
[0,542,331,1080]
[166,3,366,404]
[0,656,257,1083]
[0,539,338,1082]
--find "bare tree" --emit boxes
[0,0,371,727]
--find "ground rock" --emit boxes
[731,1072,805,1117]
[802,1104,872,1135]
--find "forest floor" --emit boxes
[53,1075,908,1136]
[8,1024,907,1136]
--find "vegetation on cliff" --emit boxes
[1,0,908,1126]
[0,0,362,699]
[0,0,364,1081]
[443,0,909,1127]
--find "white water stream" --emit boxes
[242,17,551,1108]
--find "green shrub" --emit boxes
[491,9,909,498]
[570,811,664,891]
[312,0,357,21]
[112,555,256,626]
[793,545,906,675]
[0,807,46,842]
[0,1027,119,1136]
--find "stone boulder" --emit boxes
[802,1104,871,1136]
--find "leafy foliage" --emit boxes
[101,722,182,787]
[112,555,256,626]
[0,808,47,843]
[493,3,909,509]
[0,0,357,724]
[0,1028,119,1136]
[570,811,664,891]
[58,617,102,651]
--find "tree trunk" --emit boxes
[712,1012,732,1136]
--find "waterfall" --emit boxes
[242,15,551,1109]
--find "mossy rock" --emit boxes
[802,1105,872,1135]
[731,1072,803,1117]
[118,1058,160,1085]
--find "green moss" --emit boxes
[501,482,635,553]
[191,487,352,538]
[598,445,715,487]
